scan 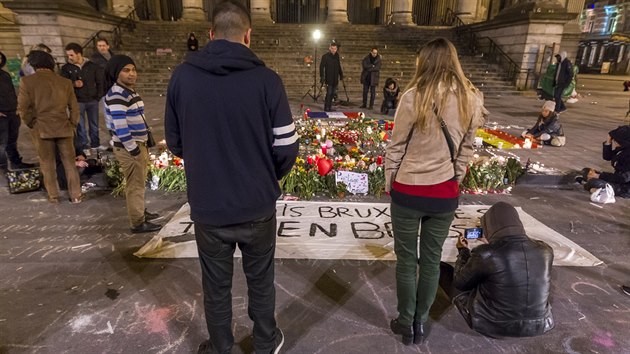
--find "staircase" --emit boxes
[116,22,519,100]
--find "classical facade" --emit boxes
[0,0,602,87]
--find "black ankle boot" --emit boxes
[390,319,413,345]
[413,322,425,344]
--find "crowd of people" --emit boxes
[0,1,629,353]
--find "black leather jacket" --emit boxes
[453,202,555,337]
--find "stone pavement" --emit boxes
[1,76,629,353]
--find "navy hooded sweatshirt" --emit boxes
[165,40,298,226]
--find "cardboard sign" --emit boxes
[134,202,603,267]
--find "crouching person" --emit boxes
[522,100,565,146]
[441,202,555,338]
[577,125,630,197]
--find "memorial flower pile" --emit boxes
[460,154,524,194]
[103,114,525,198]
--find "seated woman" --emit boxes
[522,101,565,146]
[380,77,400,114]
[187,32,198,52]
[577,125,630,198]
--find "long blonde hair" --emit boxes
[405,38,478,131]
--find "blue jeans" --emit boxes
[77,101,100,149]
[195,212,279,354]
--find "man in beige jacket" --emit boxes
[18,51,81,203]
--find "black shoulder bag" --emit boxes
[434,105,456,163]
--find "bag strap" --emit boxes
[434,105,456,163]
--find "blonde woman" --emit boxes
[385,38,487,345]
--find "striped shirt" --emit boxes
[105,83,147,152]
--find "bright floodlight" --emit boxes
[313,29,321,41]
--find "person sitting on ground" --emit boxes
[439,201,555,338]
[55,145,102,190]
[380,77,400,114]
[522,100,565,146]
[187,32,198,51]
[576,125,630,198]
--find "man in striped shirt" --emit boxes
[105,55,161,233]
[165,2,297,353]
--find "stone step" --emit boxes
[118,23,521,97]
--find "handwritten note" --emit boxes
[335,171,368,195]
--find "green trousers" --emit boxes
[391,202,455,326]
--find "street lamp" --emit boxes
[302,29,322,101]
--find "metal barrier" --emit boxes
[81,8,138,53]
[444,8,535,90]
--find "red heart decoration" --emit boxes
[317,158,334,176]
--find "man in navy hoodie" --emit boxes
[164,2,298,353]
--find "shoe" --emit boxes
[413,322,425,344]
[622,285,630,296]
[368,105,373,110]
[144,209,160,221]
[197,339,213,354]
[97,145,109,152]
[273,328,284,354]
[359,104,367,108]
[48,196,59,204]
[574,176,585,184]
[390,318,413,345]
[9,161,36,170]
[131,221,162,233]
[69,197,82,204]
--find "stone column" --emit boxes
[390,0,413,25]
[326,0,349,24]
[457,0,478,23]
[251,0,272,23]
[181,0,206,21]
[111,0,134,17]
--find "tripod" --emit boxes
[302,41,322,101]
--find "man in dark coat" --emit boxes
[553,51,572,113]
[579,125,630,197]
[165,2,297,353]
[61,42,105,152]
[0,51,32,169]
[320,40,343,112]
[441,202,555,338]
[360,47,381,110]
[91,38,114,69]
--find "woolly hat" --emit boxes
[609,125,630,148]
[27,50,55,70]
[105,54,135,89]
[542,100,556,112]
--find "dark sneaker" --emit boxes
[359,104,367,108]
[131,221,162,234]
[9,161,36,170]
[622,285,630,297]
[273,328,284,354]
[144,209,160,221]
[197,339,213,354]
[390,318,413,345]
[574,176,585,184]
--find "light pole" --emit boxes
[302,29,322,101]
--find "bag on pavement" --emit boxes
[590,183,615,204]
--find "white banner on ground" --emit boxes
[134,201,602,267]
